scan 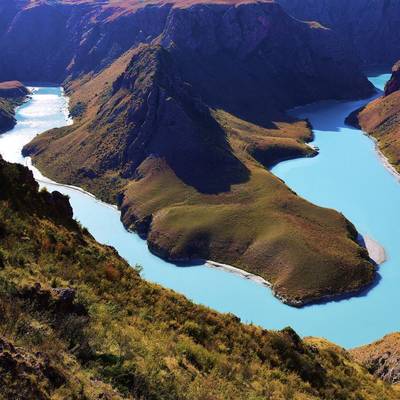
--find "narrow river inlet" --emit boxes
[0,73,397,349]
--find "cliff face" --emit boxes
[351,333,400,384]
[0,0,373,99]
[0,81,29,134]
[278,0,400,66]
[385,61,400,96]
[159,1,372,123]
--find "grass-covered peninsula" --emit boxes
[24,41,376,306]
[0,156,398,400]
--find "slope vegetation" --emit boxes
[348,60,400,172]
[0,156,398,399]
[351,333,400,385]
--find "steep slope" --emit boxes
[0,156,398,399]
[25,38,376,306]
[0,81,29,133]
[351,333,400,385]
[347,60,400,173]
[277,0,400,67]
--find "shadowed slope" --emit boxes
[0,81,28,134]
[25,44,249,194]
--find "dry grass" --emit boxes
[0,156,397,400]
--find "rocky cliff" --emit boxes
[0,81,29,133]
[278,0,400,67]
[351,333,400,384]
[0,0,374,95]
[385,61,400,96]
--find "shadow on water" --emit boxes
[302,272,383,308]
[290,91,383,133]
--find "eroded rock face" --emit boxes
[0,1,170,82]
[0,80,29,98]
[351,333,400,384]
[0,156,75,227]
[0,336,66,400]
[19,283,87,316]
[160,1,372,125]
[0,0,373,105]
[385,61,400,96]
[0,81,28,133]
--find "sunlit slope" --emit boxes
[0,156,397,399]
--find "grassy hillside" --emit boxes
[349,61,400,172]
[0,156,398,399]
[24,44,376,306]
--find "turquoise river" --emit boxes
[0,72,396,349]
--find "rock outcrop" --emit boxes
[0,81,28,133]
[385,61,400,96]
[0,155,75,227]
[20,283,87,317]
[0,80,29,98]
[0,336,66,400]
[351,333,400,384]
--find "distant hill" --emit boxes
[278,0,400,67]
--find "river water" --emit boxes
[0,74,397,348]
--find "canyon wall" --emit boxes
[278,0,400,66]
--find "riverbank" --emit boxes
[375,144,400,183]
[205,260,306,306]
[206,234,385,307]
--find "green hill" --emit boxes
[0,157,398,399]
